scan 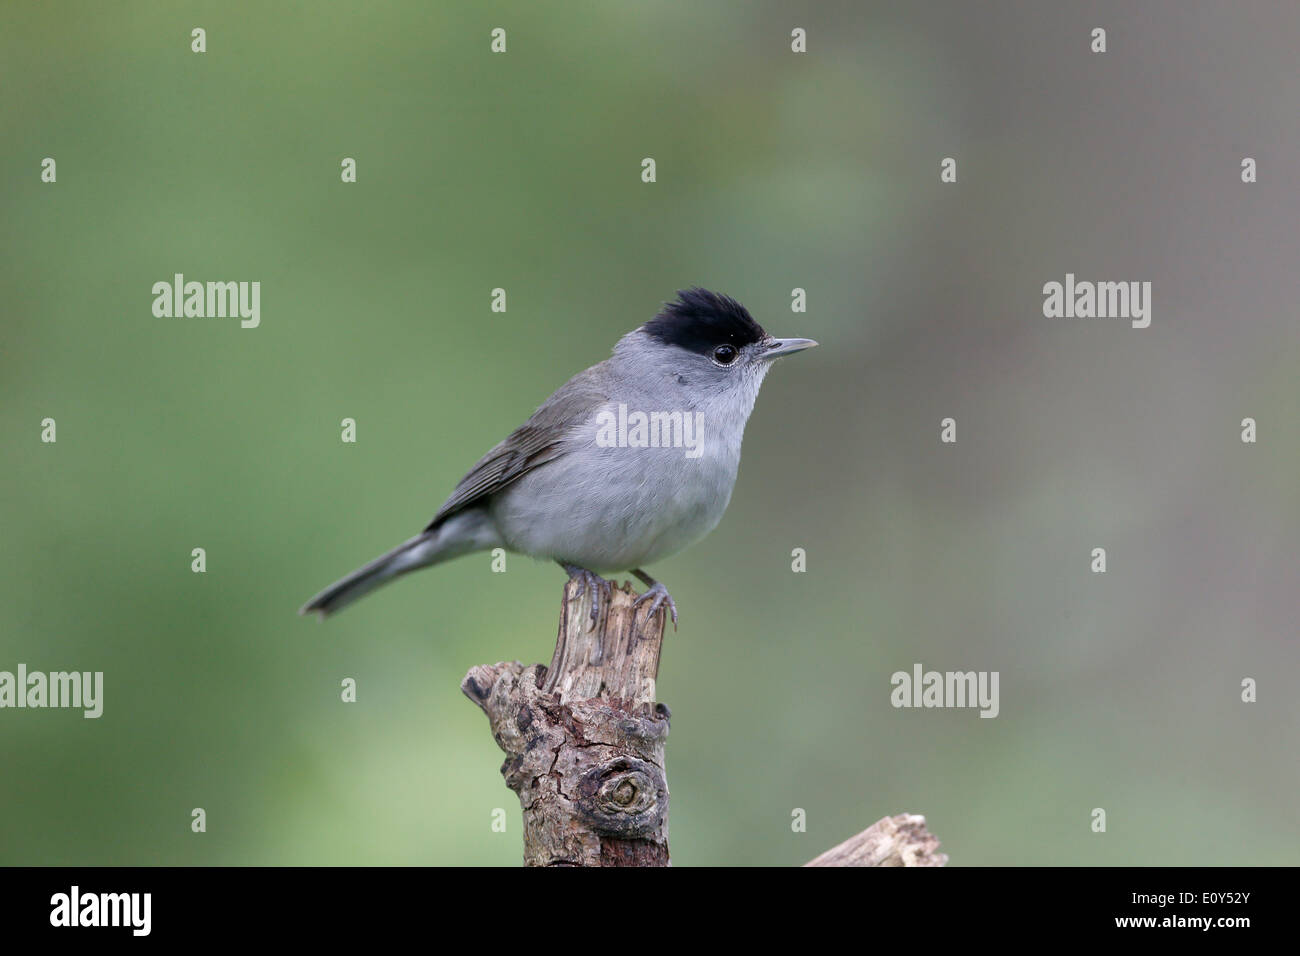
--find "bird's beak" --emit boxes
[762,337,819,360]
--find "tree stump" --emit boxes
[462,578,947,866]
[462,578,671,866]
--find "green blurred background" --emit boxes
[2,1,1297,865]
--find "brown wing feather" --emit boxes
[424,366,607,531]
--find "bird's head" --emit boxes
[625,288,818,404]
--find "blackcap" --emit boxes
[300,288,817,625]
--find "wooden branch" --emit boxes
[462,578,671,866]
[804,813,948,867]
[463,579,948,866]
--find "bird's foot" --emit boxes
[561,564,612,623]
[631,570,678,630]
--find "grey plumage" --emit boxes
[300,289,816,619]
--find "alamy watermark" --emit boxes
[1042,273,1151,328]
[152,273,260,328]
[595,403,703,458]
[50,886,150,936]
[0,664,103,718]
[891,663,999,718]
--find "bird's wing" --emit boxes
[425,366,608,531]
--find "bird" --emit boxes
[299,288,817,627]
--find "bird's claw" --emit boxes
[563,565,612,623]
[633,581,678,630]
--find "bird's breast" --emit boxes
[490,418,742,572]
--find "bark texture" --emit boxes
[804,813,948,867]
[463,579,947,866]
[462,578,670,866]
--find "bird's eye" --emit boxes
[712,344,738,365]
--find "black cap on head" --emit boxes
[642,288,766,356]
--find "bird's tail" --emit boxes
[299,511,497,618]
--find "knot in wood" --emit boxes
[575,756,666,837]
